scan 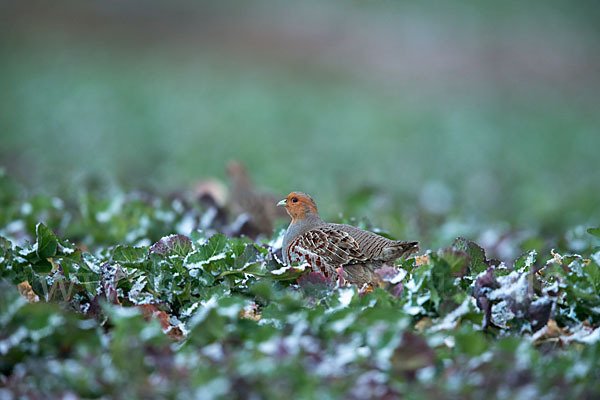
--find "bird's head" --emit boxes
[277,192,319,222]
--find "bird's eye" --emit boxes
[292,197,299,203]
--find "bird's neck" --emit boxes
[283,213,324,248]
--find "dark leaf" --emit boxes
[390,283,404,298]
[149,234,192,257]
[391,332,435,380]
[297,271,332,299]
[529,298,553,331]
[375,265,405,283]
[35,222,58,259]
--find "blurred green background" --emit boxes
[1,0,599,239]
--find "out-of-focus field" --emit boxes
[1,0,599,240]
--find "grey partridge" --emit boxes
[227,161,288,237]
[278,192,418,285]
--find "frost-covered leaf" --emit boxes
[267,263,308,280]
[149,234,192,257]
[3,180,600,399]
[111,245,148,264]
[515,250,537,273]
[375,265,406,283]
[473,267,501,328]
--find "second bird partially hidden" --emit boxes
[278,192,418,286]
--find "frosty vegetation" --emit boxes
[1,179,599,399]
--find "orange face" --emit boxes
[277,192,318,221]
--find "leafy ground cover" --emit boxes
[1,173,599,399]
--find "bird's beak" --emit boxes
[277,199,287,207]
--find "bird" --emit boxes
[227,161,288,238]
[278,192,418,285]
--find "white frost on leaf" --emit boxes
[185,252,227,270]
[188,296,219,327]
[326,287,355,313]
[180,302,200,318]
[564,325,600,344]
[517,250,537,273]
[389,268,407,284]
[403,304,423,315]
[491,300,515,328]
[429,297,474,332]
[268,229,285,250]
[128,276,154,305]
[547,249,563,265]
[489,271,530,304]
[58,243,75,254]
[270,263,308,275]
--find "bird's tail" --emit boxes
[382,241,419,260]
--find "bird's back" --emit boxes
[330,223,417,262]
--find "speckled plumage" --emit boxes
[279,192,418,285]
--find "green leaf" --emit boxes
[587,227,600,239]
[112,245,148,264]
[0,235,13,256]
[228,237,252,257]
[514,250,537,273]
[584,261,600,292]
[234,244,262,269]
[190,229,207,244]
[58,238,78,255]
[268,268,306,281]
[35,222,58,259]
[32,259,53,274]
[197,234,228,260]
[452,237,488,273]
[454,327,488,356]
[439,248,470,277]
[53,250,83,281]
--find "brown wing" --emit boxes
[331,223,418,261]
[287,226,369,268]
